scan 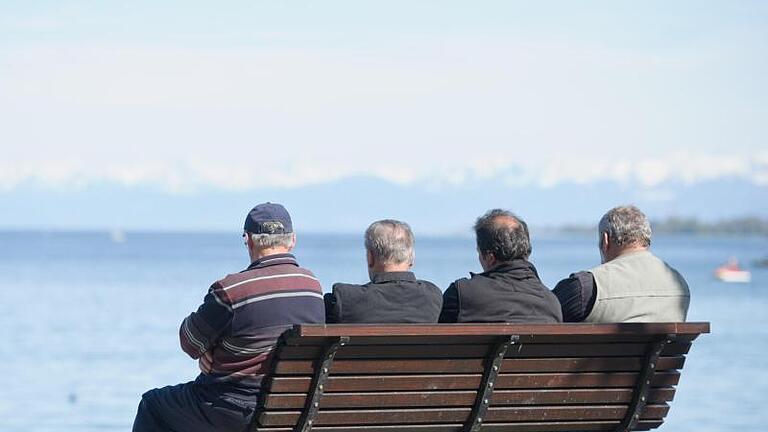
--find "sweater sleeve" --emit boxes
[438,283,460,323]
[552,271,597,323]
[179,283,233,359]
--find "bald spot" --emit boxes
[490,215,520,230]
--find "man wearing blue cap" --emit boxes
[133,203,325,432]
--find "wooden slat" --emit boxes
[254,419,664,432]
[284,322,710,340]
[262,387,677,409]
[283,334,700,346]
[258,404,669,426]
[272,356,685,375]
[267,371,680,393]
[277,342,691,360]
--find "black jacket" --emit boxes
[439,259,563,323]
[325,271,443,323]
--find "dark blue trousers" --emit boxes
[132,381,257,432]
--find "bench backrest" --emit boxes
[253,322,709,432]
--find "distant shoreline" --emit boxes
[550,216,768,236]
[1,217,767,238]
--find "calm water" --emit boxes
[1,231,767,431]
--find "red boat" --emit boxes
[714,258,752,283]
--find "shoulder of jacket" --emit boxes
[213,273,241,290]
[217,265,268,287]
[296,266,320,277]
[457,274,473,282]
[419,280,443,293]
[452,277,473,290]
[333,282,368,293]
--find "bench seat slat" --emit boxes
[258,404,670,426]
[273,356,685,375]
[277,342,690,360]
[262,388,677,409]
[267,371,679,393]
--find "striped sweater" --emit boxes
[179,253,324,391]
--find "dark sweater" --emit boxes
[179,253,324,393]
[552,271,598,322]
[439,259,563,323]
[325,271,443,323]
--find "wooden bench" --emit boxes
[251,322,710,432]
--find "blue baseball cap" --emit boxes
[244,202,293,234]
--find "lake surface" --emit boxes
[1,231,766,431]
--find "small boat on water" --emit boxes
[714,258,751,283]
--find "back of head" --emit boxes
[365,219,415,265]
[599,205,652,248]
[474,209,532,261]
[244,202,295,250]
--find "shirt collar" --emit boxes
[473,258,535,277]
[611,249,652,262]
[371,271,417,284]
[244,253,298,271]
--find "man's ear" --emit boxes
[600,232,610,252]
[478,250,494,270]
[366,250,375,268]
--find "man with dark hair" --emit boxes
[326,219,442,323]
[439,209,562,323]
[553,205,690,323]
[132,203,324,432]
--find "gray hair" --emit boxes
[599,205,652,247]
[364,219,415,265]
[474,209,532,261]
[249,233,294,249]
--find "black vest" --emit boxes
[455,260,562,323]
[330,272,443,323]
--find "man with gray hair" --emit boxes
[553,205,690,322]
[133,202,324,432]
[325,219,442,323]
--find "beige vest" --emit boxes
[585,250,690,323]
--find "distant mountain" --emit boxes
[1,175,766,234]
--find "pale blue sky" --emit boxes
[1,1,767,192]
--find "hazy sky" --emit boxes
[2,1,767,191]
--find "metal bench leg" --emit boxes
[465,335,520,432]
[294,336,350,432]
[615,334,677,432]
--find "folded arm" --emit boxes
[179,283,233,359]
